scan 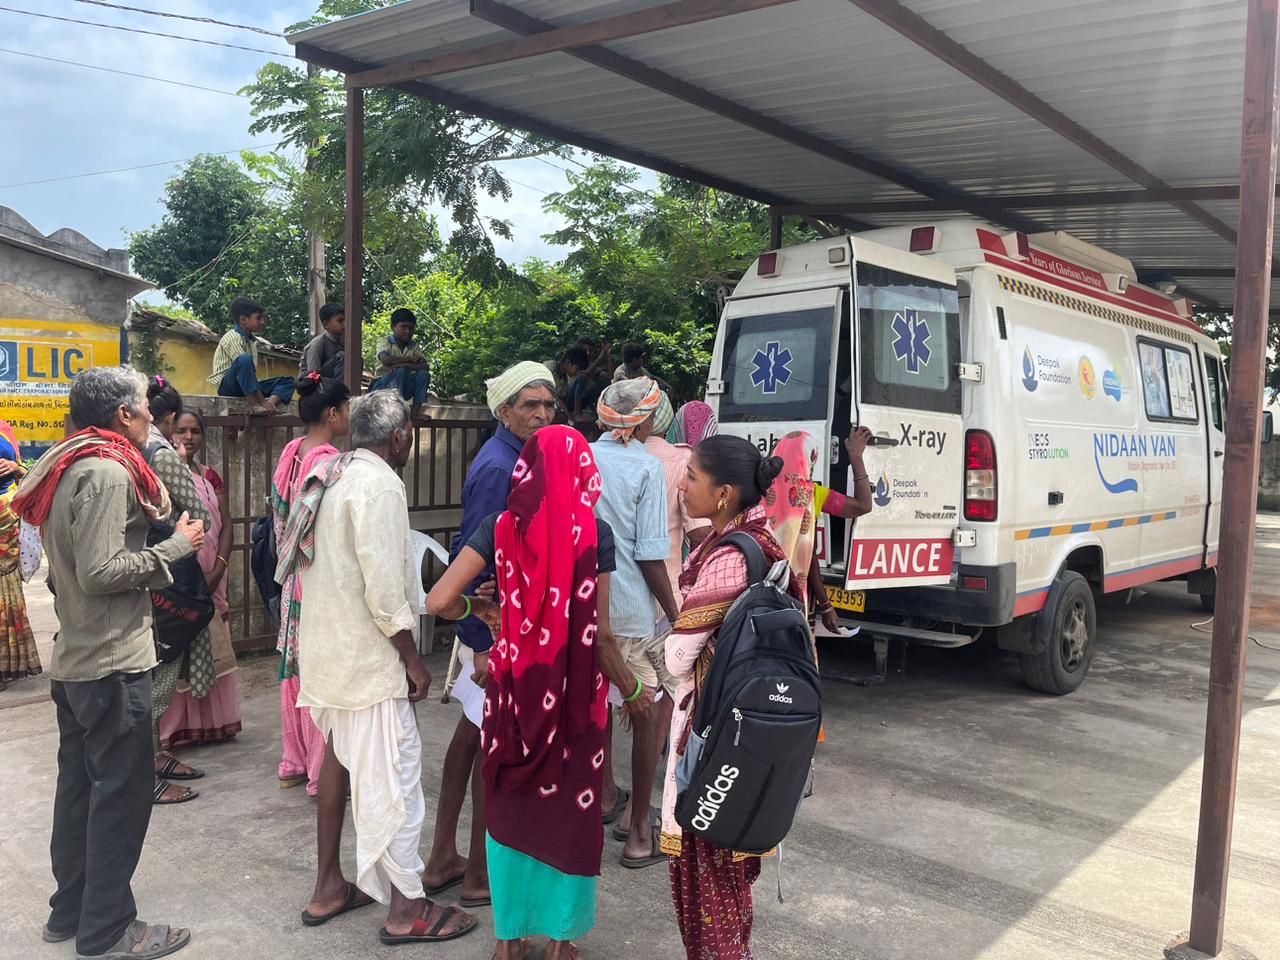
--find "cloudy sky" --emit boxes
[0,0,655,280]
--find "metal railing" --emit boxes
[204,413,494,652]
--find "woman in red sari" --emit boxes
[660,435,797,960]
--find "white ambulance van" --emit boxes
[706,220,1266,694]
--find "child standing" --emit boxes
[208,297,295,414]
[371,307,430,422]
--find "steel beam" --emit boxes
[770,184,1263,216]
[343,85,364,395]
[471,0,1042,234]
[845,0,1239,246]
[296,42,805,213]
[1187,1,1280,955]
[348,0,800,88]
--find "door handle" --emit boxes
[869,433,900,447]
[1214,450,1224,458]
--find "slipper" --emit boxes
[378,904,477,945]
[601,788,629,826]
[300,882,375,927]
[620,817,666,869]
[423,872,465,897]
[153,780,198,805]
[76,920,189,960]
[279,774,307,789]
[155,755,203,781]
[492,937,535,960]
[611,805,658,842]
[42,924,76,943]
[459,894,491,908]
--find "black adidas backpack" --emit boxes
[250,514,281,627]
[675,532,822,854]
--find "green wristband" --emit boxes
[459,595,473,621]
[623,677,643,703]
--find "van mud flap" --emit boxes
[821,620,978,687]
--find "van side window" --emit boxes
[1138,338,1198,423]
[1204,355,1224,430]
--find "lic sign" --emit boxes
[0,338,90,382]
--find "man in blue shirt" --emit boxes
[592,378,681,868]
[423,361,557,906]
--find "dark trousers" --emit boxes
[49,671,155,955]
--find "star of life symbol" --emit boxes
[891,308,932,374]
[750,340,792,395]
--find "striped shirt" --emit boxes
[43,458,194,681]
[379,335,425,365]
[591,435,670,637]
[208,325,258,388]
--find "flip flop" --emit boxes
[153,780,198,805]
[42,924,76,943]
[155,755,203,781]
[423,871,465,897]
[459,894,491,908]
[611,805,658,842]
[601,788,629,826]
[620,817,666,869]
[378,904,477,945]
[300,882,376,927]
[279,774,307,789]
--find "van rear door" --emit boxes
[846,244,964,589]
[710,286,844,517]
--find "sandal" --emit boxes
[300,882,375,927]
[492,937,535,960]
[155,754,203,781]
[75,919,190,959]
[459,894,491,908]
[601,788,629,826]
[611,805,658,842]
[279,774,307,789]
[153,780,198,805]
[620,816,665,869]
[42,924,76,943]
[378,903,477,945]
[423,871,465,897]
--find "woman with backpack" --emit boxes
[270,373,350,794]
[660,435,802,959]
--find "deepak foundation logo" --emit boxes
[1021,345,1072,393]
[1021,346,1038,392]
[873,472,892,507]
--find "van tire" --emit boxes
[1199,591,1216,613]
[1019,570,1095,695]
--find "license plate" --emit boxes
[825,586,865,613]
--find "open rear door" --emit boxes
[845,242,963,590]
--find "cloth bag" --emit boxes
[18,520,41,582]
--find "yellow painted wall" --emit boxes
[1,317,121,455]
[129,332,298,399]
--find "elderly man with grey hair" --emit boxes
[12,367,204,959]
[284,389,476,945]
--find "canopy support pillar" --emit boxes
[344,85,364,395]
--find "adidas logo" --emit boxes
[769,681,794,705]
[776,683,789,694]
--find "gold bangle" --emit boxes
[216,555,228,567]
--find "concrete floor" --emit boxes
[3,523,1280,960]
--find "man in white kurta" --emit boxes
[296,391,475,944]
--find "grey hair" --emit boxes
[349,390,409,449]
[502,379,556,412]
[69,366,148,430]
[598,377,655,417]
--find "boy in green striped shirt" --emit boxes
[371,308,430,422]
[208,297,295,414]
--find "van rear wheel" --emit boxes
[1019,570,1095,695]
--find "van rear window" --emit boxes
[856,264,960,415]
[718,307,835,422]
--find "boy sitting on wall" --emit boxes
[371,308,429,422]
[208,297,295,415]
[299,302,346,380]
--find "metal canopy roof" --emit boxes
[290,0,1265,309]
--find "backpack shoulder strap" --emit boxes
[719,531,768,586]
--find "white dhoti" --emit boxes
[311,698,426,904]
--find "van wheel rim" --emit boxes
[1061,601,1089,672]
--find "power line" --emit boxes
[0,5,283,55]
[71,0,282,37]
[0,142,286,189]
[0,46,244,96]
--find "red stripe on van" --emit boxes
[1104,553,1205,592]
[1013,589,1049,616]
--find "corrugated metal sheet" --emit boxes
[289,0,1263,308]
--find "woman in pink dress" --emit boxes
[271,374,350,793]
[161,409,242,748]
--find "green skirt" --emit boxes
[486,834,597,942]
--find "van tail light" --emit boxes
[964,429,997,522]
